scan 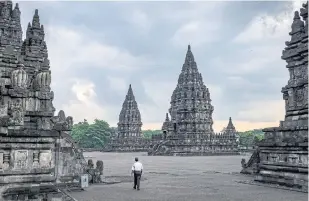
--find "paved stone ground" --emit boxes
[70,152,307,201]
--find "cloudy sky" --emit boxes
[17,0,305,132]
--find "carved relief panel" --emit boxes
[14,150,28,170]
[295,88,305,107]
[39,150,52,169]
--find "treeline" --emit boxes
[70,119,264,148]
[238,129,264,148]
[71,119,112,148]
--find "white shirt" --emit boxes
[132,161,143,171]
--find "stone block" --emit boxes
[39,150,52,169]
[14,150,28,170]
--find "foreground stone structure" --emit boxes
[107,85,150,152]
[149,46,239,156]
[0,2,86,200]
[242,2,308,191]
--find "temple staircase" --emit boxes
[148,140,170,156]
[240,148,260,174]
[59,188,79,201]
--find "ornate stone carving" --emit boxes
[8,99,24,126]
[149,46,239,156]
[107,84,149,152]
[243,2,308,190]
[14,150,28,169]
[33,152,39,168]
[11,63,28,89]
[39,151,52,168]
[0,4,86,199]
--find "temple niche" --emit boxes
[0,2,86,200]
[107,84,150,152]
[241,2,308,191]
[148,46,239,156]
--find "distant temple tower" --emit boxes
[224,117,236,133]
[166,45,214,136]
[149,46,239,156]
[107,85,148,152]
[117,84,143,139]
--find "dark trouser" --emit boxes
[133,171,142,189]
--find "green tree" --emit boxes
[142,129,161,139]
[238,129,264,148]
[71,119,111,148]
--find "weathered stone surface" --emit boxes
[148,46,239,156]
[0,2,86,200]
[242,2,308,191]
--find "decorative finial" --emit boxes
[294,11,300,20]
[188,44,191,51]
[35,9,39,16]
[15,3,19,9]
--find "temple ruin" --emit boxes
[241,2,308,191]
[107,84,150,152]
[0,1,86,200]
[148,46,239,156]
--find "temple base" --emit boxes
[241,126,308,190]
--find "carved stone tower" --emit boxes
[148,46,239,156]
[0,3,86,200]
[117,84,143,139]
[225,117,236,133]
[0,1,22,50]
[167,45,214,136]
[242,2,308,190]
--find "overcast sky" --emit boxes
[17,0,305,132]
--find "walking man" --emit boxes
[131,157,143,190]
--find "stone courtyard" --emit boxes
[69,152,307,201]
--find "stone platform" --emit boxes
[68,152,307,201]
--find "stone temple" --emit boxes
[0,1,86,200]
[106,84,149,152]
[241,2,308,191]
[148,45,239,156]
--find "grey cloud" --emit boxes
[17,1,294,125]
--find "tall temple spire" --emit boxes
[226,117,235,130]
[21,8,47,76]
[32,9,40,28]
[167,45,214,134]
[300,1,308,34]
[127,84,135,100]
[117,84,143,138]
[183,44,196,71]
[162,113,170,131]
